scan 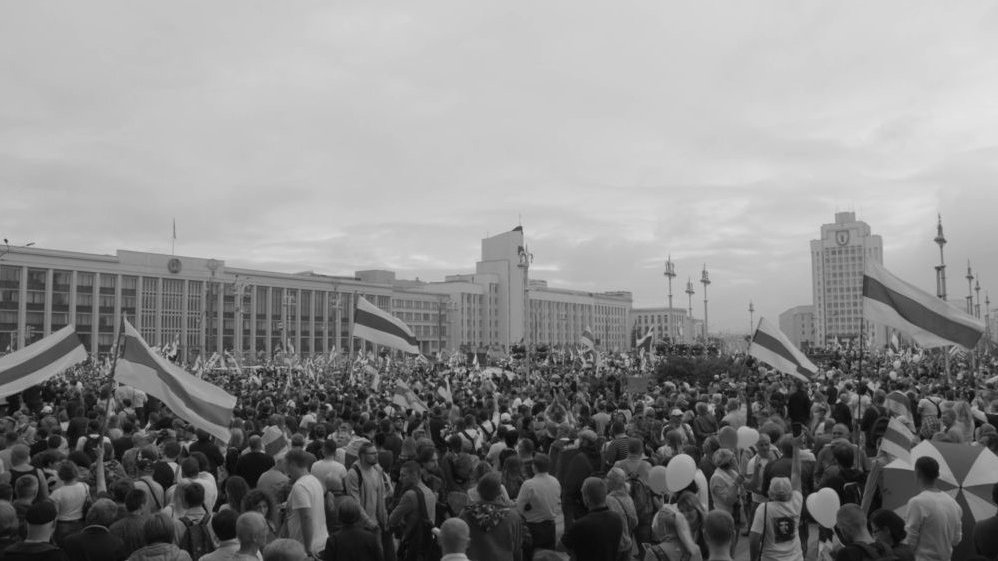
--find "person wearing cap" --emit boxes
[3,500,68,561]
[664,409,695,448]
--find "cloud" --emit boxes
[2,2,998,334]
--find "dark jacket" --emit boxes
[63,526,127,561]
[321,525,383,561]
[561,506,624,561]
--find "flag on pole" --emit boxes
[863,261,985,349]
[748,318,818,382]
[437,377,453,403]
[890,333,900,353]
[391,381,427,413]
[878,417,916,462]
[115,320,236,441]
[0,325,87,398]
[352,296,420,354]
[636,327,654,354]
[581,327,595,353]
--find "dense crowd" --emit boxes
[0,345,996,561]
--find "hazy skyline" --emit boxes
[3,2,997,333]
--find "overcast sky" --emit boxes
[3,2,997,334]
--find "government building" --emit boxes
[0,227,634,360]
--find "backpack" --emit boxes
[626,464,655,524]
[179,515,214,561]
[841,478,864,506]
[397,488,442,561]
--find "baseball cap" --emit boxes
[670,409,684,417]
[26,501,57,525]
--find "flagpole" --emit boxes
[856,316,864,442]
[99,315,127,436]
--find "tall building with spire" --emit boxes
[810,212,884,347]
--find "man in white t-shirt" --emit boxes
[749,435,803,561]
[285,449,328,557]
[904,456,962,561]
[311,439,347,494]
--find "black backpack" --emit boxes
[397,488,441,561]
[179,515,214,561]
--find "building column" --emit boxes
[154,278,163,347]
[180,279,189,362]
[199,280,207,356]
[90,275,99,355]
[249,287,257,357]
[265,287,273,356]
[16,267,26,349]
[69,271,77,326]
[215,284,223,355]
[114,274,122,340]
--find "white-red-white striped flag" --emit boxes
[878,417,916,462]
[0,325,87,398]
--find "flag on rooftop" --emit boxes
[636,327,654,354]
[878,417,916,462]
[115,320,236,441]
[0,325,87,399]
[581,327,595,353]
[863,261,985,349]
[748,317,817,382]
[352,296,419,354]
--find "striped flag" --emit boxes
[115,320,236,442]
[748,317,817,382]
[636,327,654,354]
[352,297,419,354]
[863,261,985,349]
[391,381,427,413]
[878,417,915,462]
[884,390,912,420]
[0,325,87,398]
[581,327,595,353]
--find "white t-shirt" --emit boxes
[311,458,348,493]
[750,490,803,561]
[288,473,328,554]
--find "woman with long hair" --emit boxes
[501,456,525,501]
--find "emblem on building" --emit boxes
[835,230,850,246]
[167,258,182,274]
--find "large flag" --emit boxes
[352,296,419,354]
[116,320,236,441]
[878,417,916,462]
[636,327,654,354]
[748,317,818,382]
[0,325,87,398]
[580,327,595,353]
[863,261,985,349]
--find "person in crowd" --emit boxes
[48,461,89,547]
[708,448,743,555]
[562,477,623,561]
[604,468,636,561]
[232,512,270,561]
[514,452,560,557]
[322,498,382,561]
[109,489,149,557]
[285,448,327,558]
[973,482,998,558]
[196,509,240,561]
[438,517,471,561]
[702,510,735,561]
[904,456,962,561]
[62,498,126,561]
[233,436,275,489]
[127,512,192,561]
[3,500,67,561]
[869,508,915,561]
[749,433,803,561]
[562,429,601,529]
[832,504,896,561]
[262,538,308,561]
[344,442,390,559]
[459,471,523,561]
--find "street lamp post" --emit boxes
[518,244,533,364]
[664,256,676,341]
[684,278,695,344]
[966,262,975,316]
[749,301,755,333]
[934,215,947,300]
[701,265,711,342]
[975,278,981,319]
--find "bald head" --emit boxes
[236,512,268,548]
[439,517,470,555]
[582,477,607,509]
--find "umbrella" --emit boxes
[881,440,998,559]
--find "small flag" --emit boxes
[863,261,985,349]
[878,417,915,462]
[890,333,900,352]
[116,320,236,441]
[437,377,453,403]
[581,327,595,353]
[352,297,419,354]
[748,318,817,382]
[392,381,427,413]
[0,326,87,398]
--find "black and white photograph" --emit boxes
[2,3,997,561]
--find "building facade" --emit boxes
[630,307,697,345]
[0,226,634,359]
[810,212,884,347]
[778,305,815,350]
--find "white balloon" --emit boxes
[806,487,840,529]
[665,454,696,493]
[648,465,669,495]
[737,426,760,449]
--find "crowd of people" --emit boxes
[0,344,995,561]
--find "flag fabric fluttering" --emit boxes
[115,320,236,441]
[437,377,453,403]
[748,318,818,382]
[636,327,654,354]
[391,381,427,413]
[863,261,985,349]
[878,417,916,462]
[0,325,88,398]
[352,296,420,354]
[580,327,595,353]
